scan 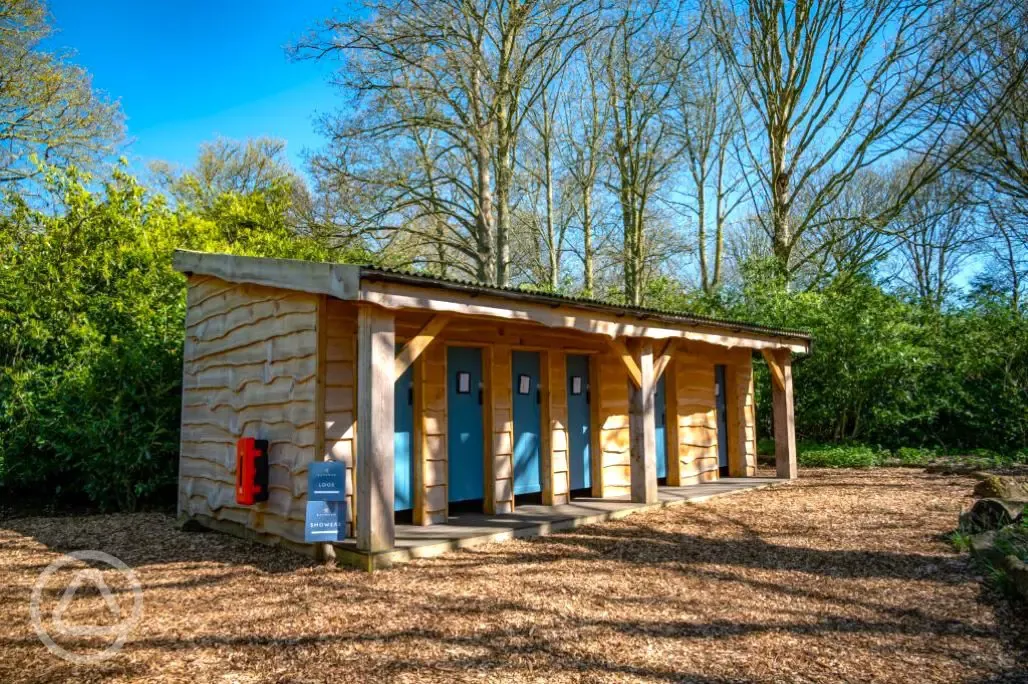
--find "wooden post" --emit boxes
[588,352,604,499]
[629,339,658,503]
[356,304,395,553]
[664,357,681,486]
[768,349,797,480]
[482,345,497,514]
[540,350,554,505]
[412,354,426,525]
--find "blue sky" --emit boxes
[45,1,347,175]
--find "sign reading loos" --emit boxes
[308,461,345,501]
[305,461,346,543]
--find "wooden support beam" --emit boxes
[768,349,797,480]
[394,314,450,380]
[653,339,677,381]
[356,305,396,553]
[362,280,811,353]
[607,337,642,388]
[628,339,659,504]
[761,348,786,391]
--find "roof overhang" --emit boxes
[173,250,812,354]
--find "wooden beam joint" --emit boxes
[761,349,787,391]
[653,339,678,381]
[606,337,642,388]
[394,314,451,380]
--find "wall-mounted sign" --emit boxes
[308,461,345,502]
[518,374,531,395]
[456,371,471,394]
[571,376,583,395]
[305,500,346,543]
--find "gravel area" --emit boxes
[1,468,1026,683]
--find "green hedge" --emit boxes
[0,168,360,511]
[797,444,884,468]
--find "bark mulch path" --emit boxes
[1,468,1026,683]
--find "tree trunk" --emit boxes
[771,125,791,279]
[697,187,709,292]
[495,141,512,287]
[476,135,496,284]
[544,136,557,290]
[582,190,594,296]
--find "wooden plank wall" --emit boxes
[593,351,632,498]
[727,358,758,476]
[673,358,720,484]
[416,340,448,524]
[323,300,357,535]
[487,346,515,514]
[391,312,760,524]
[545,351,571,505]
[178,275,320,545]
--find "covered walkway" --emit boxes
[335,477,781,569]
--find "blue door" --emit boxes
[567,355,591,491]
[511,351,542,496]
[394,365,415,511]
[715,364,729,470]
[655,374,668,479]
[447,347,484,503]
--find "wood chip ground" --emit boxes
[2,468,1026,683]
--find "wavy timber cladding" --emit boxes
[545,351,571,506]
[594,351,632,498]
[178,275,320,546]
[486,345,515,515]
[416,340,448,524]
[667,349,758,483]
[672,358,720,484]
[728,360,758,477]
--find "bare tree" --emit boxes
[297,0,599,285]
[952,1,1028,203]
[0,0,123,190]
[892,168,980,309]
[522,86,575,289]
[305,78,488,278]
[604,0,694,305]
[558,45,611,295]
[793,168,896,289]
[710,0,1014,282]
[979,199,1028,313]
[948,0,1028,312]
[668,21,747,293]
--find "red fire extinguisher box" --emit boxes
[236,437,269,505]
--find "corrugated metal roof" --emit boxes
[359,265,812,343]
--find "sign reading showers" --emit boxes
[306,461,347,543]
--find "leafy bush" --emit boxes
[719,263,1028,456]
[0,167,359,510]
[797,443,883,468]
[995,517,1028,562]
[893,447,940,466]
